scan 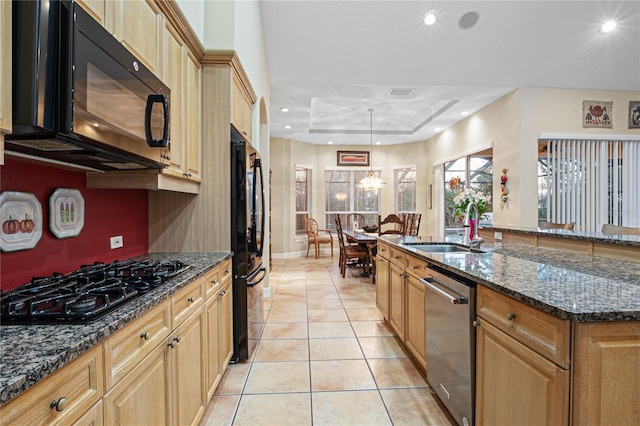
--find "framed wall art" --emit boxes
[629,101,640,129]
[1,191,43,252]
[337,151,369,166]
[49,188,85,238]
[582,100,612,128]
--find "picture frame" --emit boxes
[629,101,640,129]
[49,188,85,239]
[1,191,43,252]
[337,151,369,166]
[582,100,612,128]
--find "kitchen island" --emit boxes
[376,233,639,425]
[0,252,232,424]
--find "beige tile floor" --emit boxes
[200,257,454,426]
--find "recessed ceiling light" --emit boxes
[93,123,100,127]
[284,125,291,129]
[389,88,414,96]
[328,140,333,144]
[461,111,469,116]
[601,21,617,32]
[459,11,480,30]
[434,127,441,132]
[376,142,381,145]
[280,107,289,112]
[424,11,437,26]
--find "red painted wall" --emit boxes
[1,158,149,290]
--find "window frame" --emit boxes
[394,165,417,213]
[324,167,381,231]
[295,165,313,237]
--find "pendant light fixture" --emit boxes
[358,108,387,192]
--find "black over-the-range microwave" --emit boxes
[8,0,171,171]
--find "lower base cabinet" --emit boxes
[405,274,426,370]
[375,255,390,320]
[476,319,569,426]
[73,400,103,426]
[206,278,233,400]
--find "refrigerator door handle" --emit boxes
[247,267,266,287]
[253,159,266,257]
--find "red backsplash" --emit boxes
[1,158,149,290]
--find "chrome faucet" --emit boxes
[463,202,484,249]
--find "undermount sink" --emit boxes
[404,244,474,253]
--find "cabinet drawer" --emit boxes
[406,255,429,279]
[0,345,104,426]
[204,267,221,301]
[389,246,407,268]
[220,259,232,284]
[103,300,171,388]
[173,277,205,327]
[377,242,390,259]
[477,286,570,368]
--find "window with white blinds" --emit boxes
[539,136,640,232]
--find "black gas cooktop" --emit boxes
[0,258,190,324]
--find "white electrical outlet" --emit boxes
[110,235,123,249]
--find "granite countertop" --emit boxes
[380,235,640,322]
[0,252,231,406]
[482,224,640,247]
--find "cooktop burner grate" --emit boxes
[1,258,190,324]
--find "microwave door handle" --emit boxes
[145,94,169,147]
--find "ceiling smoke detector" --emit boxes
[459,11,480,30]
[389,88,414,96]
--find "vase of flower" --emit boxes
[453,187,492,222]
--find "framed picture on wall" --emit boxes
[337,151,369,166]
[629,101,640,129]
[582,100,612,128]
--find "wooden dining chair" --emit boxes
[538,220,575,230]
[403,213,421,236]
[335,217,369,277]
[378,214,404,235]
[367,243,377,282]
[601,224,640,236]
[305,218,334,259]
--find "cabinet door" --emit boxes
[171,309,207,426]
[104,344,172,426]
[162,19,184,176]
[219,280,234,370]
[241,95,252,142]
[206,291,222,401]
[389,262,405,341]
[75,0,113,33]
[72,400,103,426]
[184,49,201,181]
[1,0,11,164]
[231,76,245,137]
[376,256,390,320]
[114,0,161,75]
[476,319,569,426]
[405,274,426,370]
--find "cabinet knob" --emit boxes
[211,279,218,285]
[140,331,150,340]
[506,312,516,321]
[167,336,180,348]
[219,290,226,297]
[50,397,68,412]
[187,297,194,303]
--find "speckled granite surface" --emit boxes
[483,225,640,247]
[382,235,640,323]
[0,252,231,406]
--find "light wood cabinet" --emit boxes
[219,278,234,370]
[572,321,640,425]
[405,273,426,370]
[0,0,12,165]
[112,0,162,75]
[389,262,405,341]
[75,0,113,33]
[172,276,205,328]
[72,400,103,426]
[375,255,390,320]
[205,285,223,400]
[170,309,207,426]
[183,49,202,181]
[232,74,253,142]
[103,337,172,425]
[476,319,570,426]
[0,345,104,426]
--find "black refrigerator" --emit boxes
[230,127,266,362]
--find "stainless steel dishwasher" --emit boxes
[421,266,476,426]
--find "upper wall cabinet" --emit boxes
[112,0,162,76]
[232,74,253,142]
[75,0,114,34]
[0,0,12,165]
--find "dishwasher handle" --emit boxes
[420,277,468,305]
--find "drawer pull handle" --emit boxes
[413,266,419,270]
[507,312,516,321]
[211,279,218,285]
[224,269,230,275]
[50,397,68,412]
[140,331,150,340]
[187,297,194,303]
[167,336,180,348]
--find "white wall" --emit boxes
[174,0,205,43]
